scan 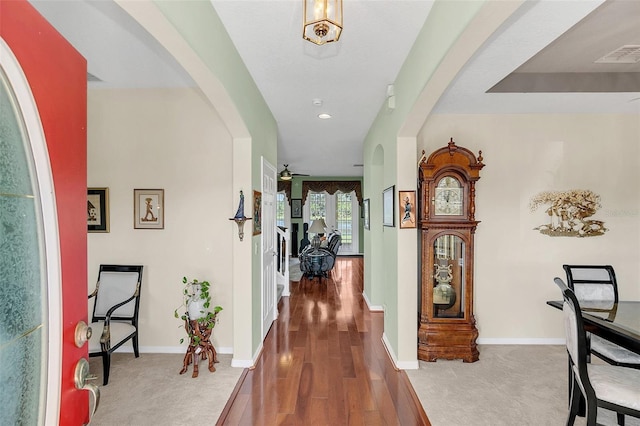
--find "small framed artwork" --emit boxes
[383,185,395,227]
[399,190,416,229]
[87,187,109,233]
[291,198,302,219]
[134,189,164,229]
[363,198,370,230]
[253,190,262,236]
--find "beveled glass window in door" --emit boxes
[307,192,326,220]
[0,65,47,425]
[433,235,465,318]
[335,192,352,248]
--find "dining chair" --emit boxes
[563,265,640,369]
[554,277,640,426]
[88,264,144,385]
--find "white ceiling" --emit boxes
[28,0,640,178]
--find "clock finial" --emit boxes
[447,138,458,156]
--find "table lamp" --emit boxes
[309,218,327,249]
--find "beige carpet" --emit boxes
[289,257,303,282]
[89,353,242,425]
[406,345,640,426]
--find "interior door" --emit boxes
[261,158,277,339]
[0,2,89,425]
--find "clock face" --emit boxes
[434,176,463,216]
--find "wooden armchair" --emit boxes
[88,264,144,385]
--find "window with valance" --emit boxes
[277,180,362,207]
[301,181,362,206]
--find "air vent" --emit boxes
[595,45,640,64]
[87,72,102,82]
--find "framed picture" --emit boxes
[134,189,164,229]
[383,185,394,227]
[291,198,302,219]
[363,198,370,230]
[253,190,262,235]
[399,190,416,229]
[87,187,109,233]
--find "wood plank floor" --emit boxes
[217,257,430,425]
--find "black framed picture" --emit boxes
[88,187,109,233]
[291,198,302,218]
[383,185,394,227]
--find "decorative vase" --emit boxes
[187,284,207,321]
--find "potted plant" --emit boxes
[174,277,223,345]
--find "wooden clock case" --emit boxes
[418,138,484,362]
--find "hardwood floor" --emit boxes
[217,257,430,425]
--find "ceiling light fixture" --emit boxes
[303,0,343,45]
[318,113,332,119]
[280,164,293,180]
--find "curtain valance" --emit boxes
[277,180,292,204]
[301,181,362,206]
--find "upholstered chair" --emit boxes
[563,265,640,369]
[88,264,144,385]
[554,277,640,426]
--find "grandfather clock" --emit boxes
[418,138,484,362]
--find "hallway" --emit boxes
[217,257,429,425]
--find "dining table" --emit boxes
[546,300,640,354]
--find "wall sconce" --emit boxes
[303,0,343,45]
[229,190,251,241]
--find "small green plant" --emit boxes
[174,277,223,345]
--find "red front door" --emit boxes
[1,1,88,424]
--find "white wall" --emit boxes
[419,113,640,342]
[87,88,234,353]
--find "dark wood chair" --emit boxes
[88,264,144,385]
[563,265,640,369]
[554,277,640,426]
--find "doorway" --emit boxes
[303,190,360,255]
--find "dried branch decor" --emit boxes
[529,189,607,237]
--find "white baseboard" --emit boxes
[381,332,419,370]
[231,358,254,368]
[112,346,234,354]
[362,291,383,312]
[231,341,264,368]
[477,338,565,345]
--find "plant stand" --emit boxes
[179,318,219,378]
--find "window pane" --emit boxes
[309,192,326,220]
[276,193,285,227]
[336,192,352,244]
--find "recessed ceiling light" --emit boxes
[312,98,323,106]
[318,113,332,119]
